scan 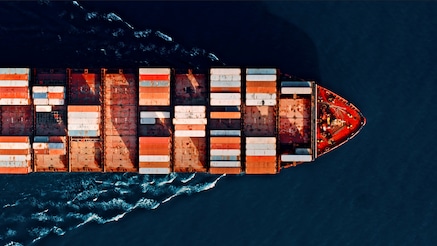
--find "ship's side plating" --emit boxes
[0,67,365,174]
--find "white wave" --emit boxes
[112,28,124,37]
[181,173,196,183]
[199,174,226,192]
[30,226,64,244]
[162,186,190,204]
[155,31,173,42]
[156,173,177,186]
[31,210,64,223]
[86,12,98,20]
[71,1,84,10]
[2,203,18,209]
[208,53,220,61]
[4,242,23,246]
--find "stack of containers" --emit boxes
[69,69,101,105]
[0,68,30,105]
[209,68,242,174]
[103,70,137,172]
[32,86,65,106]
[68,105,101,137]
[139,68,171,106]
[173,105,207,172]
[139,111,170,125]
[138,137,171,174]
[245,137,277,174]
[0,136,31,174]
[245,68,278,174]
[33,136,68,172]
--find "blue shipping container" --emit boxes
[68,130,99,137]
[34,136,49,142]
[33,92,48,99]
[48,143,64,149]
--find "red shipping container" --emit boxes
[139,137,170,144]
[48,92,64,99]
[209,167,241,175]
[0,149,29,155]
[210,143,240,149]
[0,74,28,80]
[139,162,170,168]
[0,136,29,142]
[139,74,170,81]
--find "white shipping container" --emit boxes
[0,80,28,87]
[246,74,277,81]
[210,74,241,81]
[68,112,100,119]
[281,154,313,162]
[210,149,241,156]
[139,167,171,175]
[32,86,48,93]
[139,68,170,75]
[210,130,241,136]
[281,87,313,95]
[33,99,49,105]
[210,99,241,106]
[174,112,205,119]
[246,149,276,156]
[172,118,207,125]
[174,106,206,113]
[139,155,170,162]
[210,93,241,100]
[174,130,206,137]
[0,68,29,74]
[0,155,31,162]
[246,68,277,75]
[210,81,241,88]
[0,98,29,105]
[32,143,49,149]
[68,118,100,124]
[246,137,276,144]
[210,68,241,75]
[210,161,241,168]
[246,143,276,150]
[0,143,30,149]
[68,124,100,131]
[246,99,276,106]
[246,93,276,100]
[140,118,156,124]
[48,99,64,105]
[0,161,28,167]
[48,86,64,93]
[140,111,170,118]
[35,105,52,112]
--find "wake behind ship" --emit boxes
[0,67,365,175]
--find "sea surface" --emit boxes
[0,1,436,245]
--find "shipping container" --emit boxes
[281,81,312,87]
[245,162,277,174]
[104,135,137,172]
[210,93,241,100]
[33,143,49,149]
[0,136,29,143]
[139,87,170,94]
[1,106,33,135]
[244,106,276,137]
[35,154,68,172]
[139,137,170,144]
[210,149,241,156]
[210,99,241,106]
[69,70,101,104]
[34,136,49,142]
[210,143,240,149]
[210,87,241,93]
[172,118,207,125]
[209,167,241,175]
[140,111,170,119]
[0,80,28,87]
[139,74,170,81]
[210,137,240,144]
[246,99,276,106]
[69,123,100,131]
[246,74,276,81]
[0,155,31,162]
[281,155,313,162]
[210,130,241,136]
[210,111,241,119]
[210,161,241,168]
[246,68,277,75]
[210,155,239,161]
[68,112,100,119]
[138,162,170,168]
[139,167,171,174]
[281,87,313,95]
[0,149,29,155]
[47,86,64,93]
[33,98,49,105]
[246,149,276,156]
[0,98,29,105]
[246,143,276,150]
[0,68,29,74]
[174,130,206,137]
[246,86,277,94]
[246,93,276,100]
[210,75,241,81]
[245,81,277,88]
[139,148,170,155]
[174,106,206,113]
[35,105,52,112]
[174,124,206,131]
[47,92,65,99]
[140,118,155,124]
[139,98,170,106]
[68,130,100,137]
[210,81,241,88]
[139,68,171,75]
[174,112,205,119]
[139,155,170,162]
[210,68,241,75]
[33,86,48,93]
[139,81,170,87]
[69,138,102,172]
[246,137,276,144]
[0,167,29,174]
[68,105,100,112]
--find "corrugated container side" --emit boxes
[210,68,241,75]
[48,99,64,105]
[140,118,156,124]
[210,149,241,156]
[68,124,99,131]
[210,155,239,161]
[33,136,49,142]
[139,87,170,94]
[246,68,277,75]
[210,99,241,106]
[210,143,240,149]
[172,118,207,125]
[210,137,240,144]
[174,112,206,119]
[139,162,170,168]
[47,92,65,99]
[210,161,241,168]
[281,155,313,162]
[68,130,100,137]
[139,98,170,106]
[139,148,170,155]
[281,87,313,94]
[32,86,48,93]
[210,93,241,100]
[210,130,241,136]
[174,130,206,137]
[245,163,277,174]
[246,93,276,100]
[32,143,49,149]
[139,74,170,81]
[0,68,29,74]
[174,106,206,113]
[210,87,241,93]
[0,143,30,149]
[0,149,29,155]
[210,75,241,81]
[139,137,170,144]
[0,80,28,87]
[210,81,241,88]
[68,112,100,119]
[139,155,170,162]
[68,118,100,124]
[139,68,171,75]
[139,167,171,175]
[209,167,241,174]
[48,149,66,155]
[246,74,276,81]
[48,143,64,149]
[0,155,31,162]
[246,137,276,144]
[174,124,206,131]
[0,136,29,143]
[0,74,29,81]
[68,105,100,112]
[47,86,64,93]
[246,81,277,88]
[210,111,241,119]
[139,81,170,87]
[0,167,29,174]
[0,98,29,105]
[246,149,276,156]
[0,91,29,99]
[33,99,49,105]
[246,143,276,150]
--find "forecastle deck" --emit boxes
[0,67,365,174]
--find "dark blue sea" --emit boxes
[0,1,436,245]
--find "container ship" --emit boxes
[0,67,365,175]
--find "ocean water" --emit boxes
[0,1,436,245]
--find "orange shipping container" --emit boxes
[49,149,66,155]
[139,137,170,144]
[174,125,206,131]
[139,87,169,94]
[0,167,29,174]
[34,149,50,155]
[246,156,277,162]
[68,105,100,112]
[0,136,29,142]
[210,137,240,144]
[210,111,241,119]
[139,148,170,155]
[139,162,171,168]
[246,86,277,94]
[210,143,241,149]
[209,167,241,175]
[139,98,170,105]
[139,74,170,81]
[0,74,28,80]
[139,93,169,99]
[0,86,28,93]
[245,163,277,174]
[47,92,64,99]
[0,92,29,98]
[246,81,276,88]
[0,149,29,155]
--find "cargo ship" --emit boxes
[0,67,365,175]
